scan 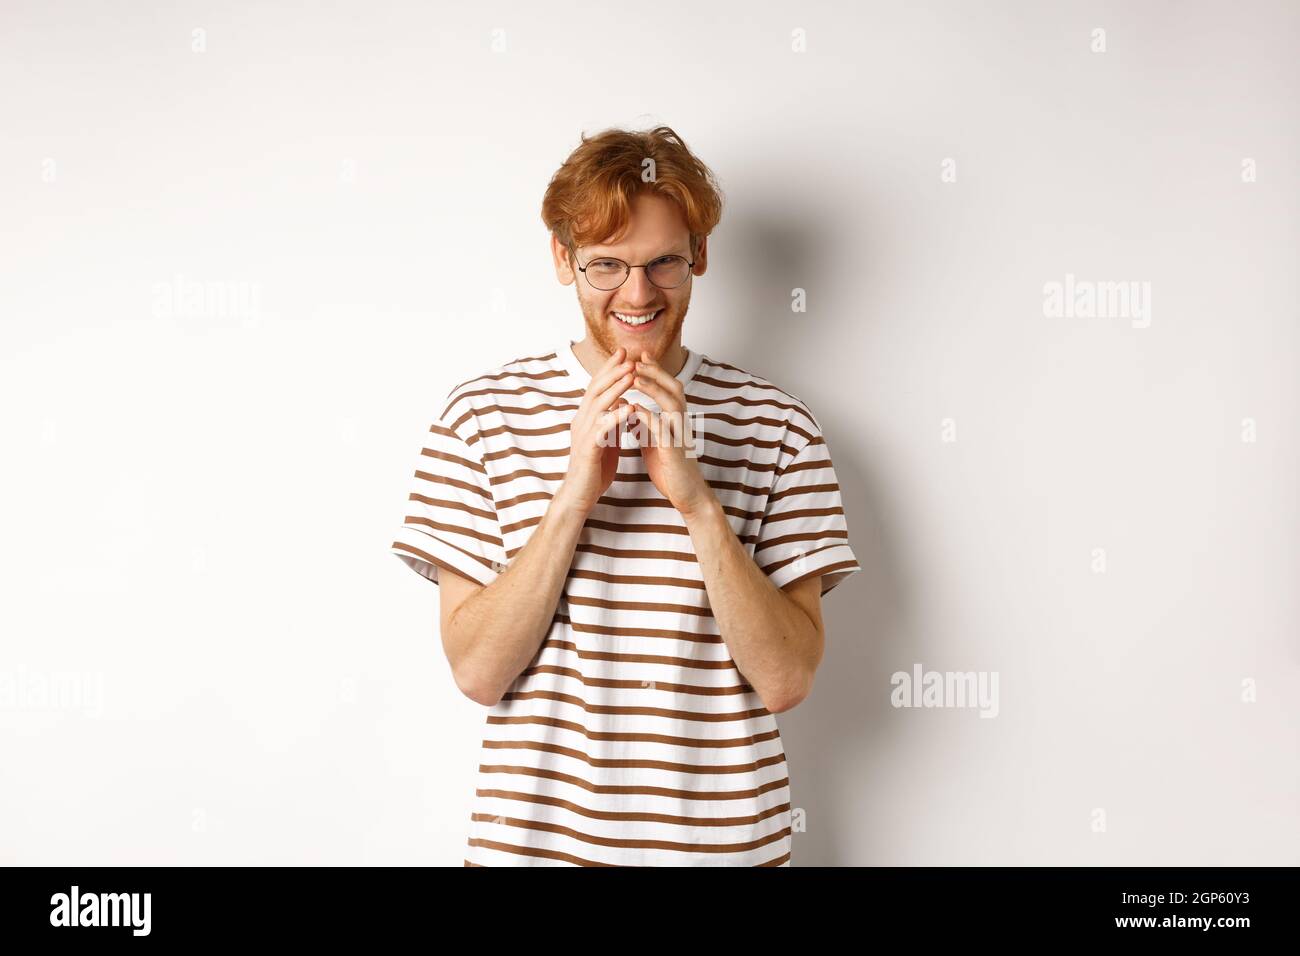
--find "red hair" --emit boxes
[541,126,724,262]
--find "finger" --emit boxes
[579,346,630,400]
[591,367,635,414]
[588,348,636,396]
[633,357,674,390]
[632,372,680,414]
[599,346,627,372]
[595,401,637,442]
[635,354,684,398]
[587,400,637,452]
[629,403,662,447]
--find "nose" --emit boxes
[618,267,659,308]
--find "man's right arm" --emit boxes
[438,345,638,706]
[438,486,590,706]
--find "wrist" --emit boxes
[680,490,724,527]
[550,483,593,522]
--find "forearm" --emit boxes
[684,496,820,712]
[446,486,589,704]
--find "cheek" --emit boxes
[584,290,613,311]
[579,290,609,316]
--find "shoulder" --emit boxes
[692,354,822,445]
[436,347,574,432]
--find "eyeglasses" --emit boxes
[575,252,695,291]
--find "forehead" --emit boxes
[586,193,690,255]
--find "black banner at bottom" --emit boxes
[1,865,1293,943]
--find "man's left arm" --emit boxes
[630,350,856,715]
[683,497,825,714]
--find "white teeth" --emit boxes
[614,310,659,326]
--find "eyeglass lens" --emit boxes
[584,256,691,290]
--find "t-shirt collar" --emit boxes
[557,338,704,394]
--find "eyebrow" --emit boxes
[586,246,689,260]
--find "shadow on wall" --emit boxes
[711,181,914,866]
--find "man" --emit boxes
[391,126,860,866]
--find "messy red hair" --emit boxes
[540,126,724,263]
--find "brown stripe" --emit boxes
[581,519,758,545]
[530,639,736,671]
[519,664,746,696]
[566,620,722,645]
[467,837,614,867]
[451,403,583,443]
[486,711,781,747]
[484,468,774,499]
[447,351,560,393]
[481,444,571,463]
[564,593,714,618]
[758,542,842,576]
[474,787,788,827]
[494,488,557,512]
[696,409,813,441]
[583,518,690,537]
[685,391,812,417]
[411,470,493,503]
[419,445,487,476]
[476,763,790,801]
[450,382,584,406]
[693,372,796,396]
[573,543,698,563]
[768,481,842,504]
[759,505,846,526]
[502,688,771,721]
[408,493,496,523]
[393,536,498,573]
[695,453,782,473]
[752,528,848,554]
[469,812,791,855]
[458,401,582,429]
[479,420,572,441]
[403,514,503,547]
[781,559,859,589]
[496,490,767,518]
[466,836,791,866]
[696,430,786,451]
[567,568,707,590]
[481,738,784,775]
[490,467,565,488]
[451,365,568,389]
[698,357,816,414]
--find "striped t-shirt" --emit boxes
[391,339,861,866]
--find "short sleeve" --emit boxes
[754,422,861,597]
[390,401,508,588]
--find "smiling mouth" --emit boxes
[612,309,662,329]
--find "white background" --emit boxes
[2,0,1296,865]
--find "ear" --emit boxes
[692,235,708,277]
[551,233,577,286]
